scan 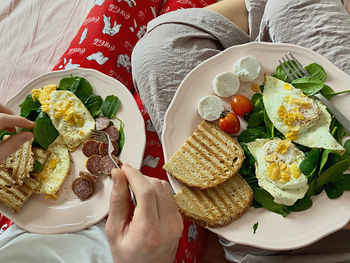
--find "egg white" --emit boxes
[246,139,309,206]
[263,75,345,153]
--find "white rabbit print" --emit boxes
[187,223,199,242]
[58,58,80,70]
[94,0,105,6]
[86,51,109,65]
[79,28,88,44]
[117,54,131,72]
[102,14,121,36]
[142,155,160,168]
[118,0,136,8]
[146,119,156,132]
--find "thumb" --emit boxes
[107,168,131,233]
[0,132,33,163]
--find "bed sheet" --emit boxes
[0,0,93,104]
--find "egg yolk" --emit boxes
[31,84,57,112]
[283,83,293,90]
[53,100,85,127]
[275,140,291,154]
[289,163,301,179]
[45,194,58,200]
[48,158,58,170]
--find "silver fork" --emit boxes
[91,129,137,206]
[279,52,350,133]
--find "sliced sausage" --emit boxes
[86,155,102,175]
[95,117,110,130]
[82,139,100,157]
[79,171,98,184]
[99,140,119,156]
[100,156,122,175]
[104,126,120,141]
[72,177,94,200]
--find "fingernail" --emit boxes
[112,173,118,186]
[123,163,131,168]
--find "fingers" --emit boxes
[107,168,131,234]
[343,222,350,230]
[121,164,158,223]
[0,132,33,163]
[0,104,14,115]
[0,114,34,130]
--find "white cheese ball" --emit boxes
[233,55,261,82]
[212,72,240,97]
[197,95,224,121]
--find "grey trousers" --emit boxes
[131,0,350,262]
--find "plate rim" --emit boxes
[1,67,146,234]
[162,42,350,250]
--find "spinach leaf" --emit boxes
[325,182,344,199]
[102,95,120,119]
[305,63,327,82]
[33,160,44,173]
[251,93,263,108]
[117,119,125,155]
[259,85,264,93]
[342,174,350,191]
[238,128,268,143]
[263,109,274,138]
[84,94,102,118]
[19,95,41,118]
[273,61,298,83]
[34,112,59,149]
[253,188,290,217]
[345,139,350,156]
[318,159,350,186]
[318,149,331,175]
[291,77,324,96]
[247,110,264,128]
[59,76,93,102]
[0,130,16,141]
[253,222,258,234]
[299,148,320,176]
[320,85,336,100]
[288,196,313,212]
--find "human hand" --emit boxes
[0,104,35,163]
[343,222,350,230]
[106,164,183,263]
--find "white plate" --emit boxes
[1,68,146,234]
[162,42,350,250]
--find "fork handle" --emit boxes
[314,93,350,133]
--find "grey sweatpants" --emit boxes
[131,0,350,262]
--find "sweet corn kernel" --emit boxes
[276,140,291,155]
[284,83,293,90]
[290,163,301,179]
[48,158,57,170]
[251,83,260,92]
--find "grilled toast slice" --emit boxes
[1,138,34,186]
[174,174,253,228]
[163,121,245,189]
[0,168,39,212]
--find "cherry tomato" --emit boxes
[219,112,240,134]
[231,95,253,117]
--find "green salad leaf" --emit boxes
[33,112,59,149]
[19,95,41,120]
[253,222,258,234]
[84,94,103,118]
[305,63,327,82]
[299,148,321,177]
[102,95,120,119]
[33,160,44,173]
[58,76,93,101]
[291,77,324,96]
[288,196,313,212]
[0,130,16,142]
[117,119,125,155]
[253,188,290,217]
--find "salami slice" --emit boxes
[99,140,119,156]
[100,155,122,175]
[79,171,98,184]
[72,177,94,199]
[104,126,120,141]
[86,155,102,175]
[95,117,110,130]
[82,139,100,157]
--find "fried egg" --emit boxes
[246,138,309,206]
[263,75,345,153]
[35,142,70,196]
[32,85,95,151]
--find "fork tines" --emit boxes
[91,129,108,143]
[279,52,310,81]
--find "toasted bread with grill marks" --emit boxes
[0,168,39,212]
[174,174,253,228]
[0,138,34,186]
[163,121,245,189]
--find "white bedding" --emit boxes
[0,0,93,104]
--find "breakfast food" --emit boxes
[233,55,261,82]
[86,155,102,175]
[82,139,101,157]
[72,177,94,200]
[174,174,253,227]
[212,72,239,97]
[163,121,245,189]
[246,138,309,206]
[0,138,34,186]
[35,143,70,195]
[263,75,345,152]
[0,168,39,212]
[99,141,119,156]
[31,87,96,152]
[197,95,224,121]
[95,116,110,130]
